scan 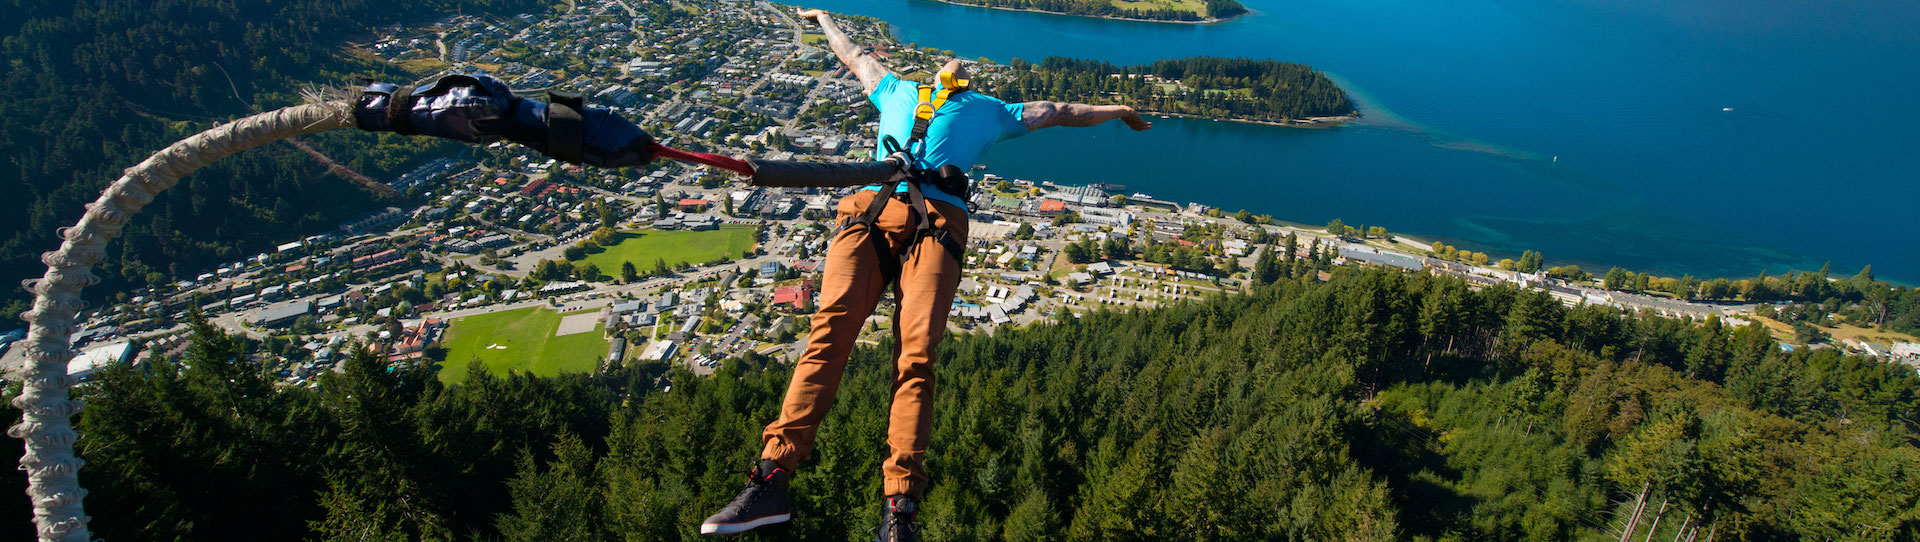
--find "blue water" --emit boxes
[805,0,1920,283]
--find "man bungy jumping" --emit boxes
[699,7,1152,541]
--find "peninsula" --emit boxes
[979,56,1358,126]
[927,0,1248,23]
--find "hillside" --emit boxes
[0,0,543,319]
[32,269,1920,539]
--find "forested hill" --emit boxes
[983,56,1356,123]
[933,0,1247,22]
[23,269,1919,539]
[0,0,543,318]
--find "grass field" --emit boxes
[801,32,827,46]
[438,306,607,384]
[1751,314,1916,345]
[1111,0,1207,15]
[399,57,449,76]
[579,225,755,273]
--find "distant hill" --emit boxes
[0,0,543,318]
[48,269,1920,540]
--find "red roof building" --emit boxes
[772,279,815,311]
[521,178,549,197]
[1037,200,1067,215]
[678,198,711,212]
[386,318,444,362]
[352,249,402,269]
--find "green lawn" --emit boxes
[1111,0,1207,15]
[579,225,755,273]
[438,306,607,384]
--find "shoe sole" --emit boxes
[700,513,791,535]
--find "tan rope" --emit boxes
[12,101,355,541]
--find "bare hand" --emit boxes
[796,8,830,22]
[1121,107,1152,131]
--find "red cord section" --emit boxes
[648,143,754,177]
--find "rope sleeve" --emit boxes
[744,159,904,188]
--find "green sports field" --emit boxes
[579,225,755,273]
[438,306,607,384]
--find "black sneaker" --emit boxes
[874,495,919,542]
[699,459,792,535]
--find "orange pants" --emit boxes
[760,190,968,498]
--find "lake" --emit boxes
[802,0,1920,283]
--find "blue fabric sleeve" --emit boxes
[869,73,910,108]
[999,102,1030,141]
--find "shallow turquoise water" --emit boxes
[804,0,1920,282]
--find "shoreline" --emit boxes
[923,0,1246,25]
[1140,110,1361,129]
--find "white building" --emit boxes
[70,342,138,380]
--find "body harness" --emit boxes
[844,70,975,286]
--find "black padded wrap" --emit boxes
[386,86,416,135]
[929,165,970,204]
[546,91,585,164]
[747,159,901,188]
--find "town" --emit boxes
[5,0,1915,388]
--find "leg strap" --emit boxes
[838,183,966,289]
[904,182,966,261]
[840,184,904,286]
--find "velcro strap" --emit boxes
[927,228,966,259]
[386,86,416,135]
[547,91,585,164]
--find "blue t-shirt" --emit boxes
[862,73,1029,212]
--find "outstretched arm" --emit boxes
[1020,101,1153,132]
[796,8,892,95]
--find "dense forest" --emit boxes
[932,0,1246,22]
[982,56,1356,123]
[0,0,544,319]
[14,268,1917,540]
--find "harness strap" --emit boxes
[839,183,968,288]
[905,181,967,261]
[908,70,969,148]
[843,183,904,286]
[546,91,585,164]
[386,86,417,135]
